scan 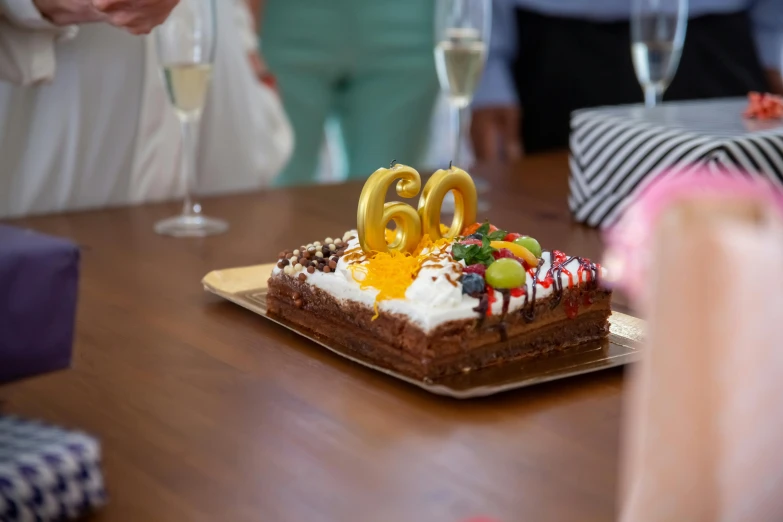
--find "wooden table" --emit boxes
[1,152,625,522]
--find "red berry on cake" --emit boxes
[463,263,487,277]
[503,232,521,242]
[492,248,515,260]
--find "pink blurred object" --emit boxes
[603,170,783,306]
[614,173,783,522]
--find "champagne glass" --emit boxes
[153,0,228,237]
[434,0,491,199]
[631,0,688,108]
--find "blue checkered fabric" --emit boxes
[0,416,106,521]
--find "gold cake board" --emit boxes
[203,263,644,398]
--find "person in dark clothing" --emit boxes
[471,0,783,160]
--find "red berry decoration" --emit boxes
[463,263,487,277]
[460,238,482,246]
[552,250,568,265]
[492,248,514,260]
[503,232,521,242]
[513,256,530,270]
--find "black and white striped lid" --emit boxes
[569,98,783,228]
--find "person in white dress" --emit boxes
[0,0,293,219]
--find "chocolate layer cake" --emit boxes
[267,226,611,380]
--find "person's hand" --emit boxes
[470,105,523,163]
[33,0,105,25]
[91,0,179,34]
[33,0,178,34]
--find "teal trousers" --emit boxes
[262,0,439,186]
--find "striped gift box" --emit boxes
[569,98,783,228]
[0,417,106,521]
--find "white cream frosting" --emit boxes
[272,230,603,332]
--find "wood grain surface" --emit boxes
[0,152,626,522]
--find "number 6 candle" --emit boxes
[356,162,478,253]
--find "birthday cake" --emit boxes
[267,164,611,380]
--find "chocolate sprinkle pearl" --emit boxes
[315,251,324,258]
[314,241,322,247]
[323,266,331,273]
[322,246,330,254]
[294,263,303,271]
[325,237,333,244]
[290,256,298,264]
[283,265,294,275]
[297,273,306,282]
[293,249,300,256]
[330,256,339,263]
[281,259,290,266]
[329,260,337,269]
[307,266,315,274]
[328,243,336,250]
[294,299,303,309]
[292,292,301,300]
[277,261,284,269]
[285,253,292,259]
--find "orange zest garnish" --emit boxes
[350,234,453,319]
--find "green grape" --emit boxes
[485,258,526,289]
[513,236,542,258]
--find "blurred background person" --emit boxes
[0,0,292,219]
[257,0,440,186]
[471,0,783,160]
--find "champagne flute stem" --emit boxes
[454,103,464,166]
[644,84,663,108]
[179,116,201,217]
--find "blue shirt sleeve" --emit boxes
[750,0,783,70]
[473,0,519,108]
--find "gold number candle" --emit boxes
[418,165,477,241]
[357,164,422,253]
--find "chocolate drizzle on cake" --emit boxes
[473,294,490,329]
[496,290,511,341]
[518,251,601,323]
[522,261,546,323]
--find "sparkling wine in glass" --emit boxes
[434,0,491,211]
[631,0,688,108]
[435,27,486,110]
[154,0,228,237]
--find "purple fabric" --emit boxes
[0,225,80,385]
